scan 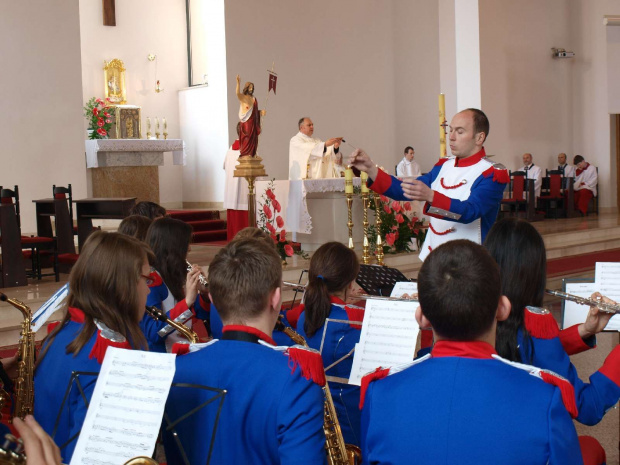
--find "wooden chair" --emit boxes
[539,170,564,219]
[500,171,527,216]
[52,185,79,272]
[0,186,59,282]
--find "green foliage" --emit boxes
[367,195,427,254]
[83,97,116,139]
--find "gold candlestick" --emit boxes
[155,117,160,139]
[360,171,370,264]
[146,117,152,139]
[345,168,354,249]
[163,117,168,140]
[234,156,268,228]
[372,192,384,266]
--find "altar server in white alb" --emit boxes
[223,123,249,241]
[349,108,508,261]
[519,152,542,199]
[289,117,344,180]
[572,154,597,215]
[396,146,421,178]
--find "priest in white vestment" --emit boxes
[223,134,249,241]
[289,117,344,180]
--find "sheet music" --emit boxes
[349,298,419,386]
[595,262,620,301]
[32,283,68,332]
[390,281,418,298]
[562,281,620,331]
[70,347,176,465]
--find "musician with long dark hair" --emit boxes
[142,217,206,351]
[34,231,153,463]
[485,217,620,429]
[297,241,363,447]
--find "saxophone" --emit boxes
[0,293,34,421]
[275,317,362,465]
[144,305,199,343]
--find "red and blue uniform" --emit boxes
[521,306,620,426]
[140,269,208,351]
[369,148,508,260]
[164,325,326,465]
[33,308,132,463]
[360,340,583,465]
[297,296,364,447]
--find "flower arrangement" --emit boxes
[84,97,116,139]
[367,195,427,254]
[257,180,308,262]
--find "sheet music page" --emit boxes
[562,282,620,331]
[349,298,419,386]
[32,283,68,332]
[70,347,176,465]
[390,281,418,298]
[594,262,620,330]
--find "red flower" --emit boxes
[105,119,112,124]
[403,202,412,211]
[266,223,276,235]
[380,195,388,202]
[413,228,420,235]
[272,199,281,213]
[270,234,277,244]
[96,98,104,104]
[396,214,404,224]
[97,118,104,127]
[263,204,273,220]
[276,216,284,228]
[383,205,392,214]
[410,216,419,223]
[103,112,111,118]
[385,233,396,246]
[284,244,294,257]
[92,108,99,116]
[106,97,111,102]
[266,189,275,200]
[279,230,286,242]
[391,201,401,213]
[97,128,107,136]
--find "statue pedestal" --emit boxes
[84,139,185,203]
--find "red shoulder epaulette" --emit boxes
[89,329,131,364]
[359,367,390,409]
[524,306,559,339]
[482,165,509,184]
[148,270,163,288]
[46,321,61,334]
[344,305,364,329]
[286,346,326,387]
[434,158,451,168]
[539,370,578,418]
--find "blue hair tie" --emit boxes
[317,275,325,281]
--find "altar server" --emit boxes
[349,108,508,260]
[572,155,598,215]
[164,238,325,465]
[297,241,362,447]
[485,218,619,428]
[34,232,153,463]
[289,117,344,180]
[361,240,583,464]
[395,146,421,178]
[142,218,207,351]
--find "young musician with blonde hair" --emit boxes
[34,231,154,463]
[164,238,325,464]
[297,241,363,447]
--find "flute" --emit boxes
[356,293,418,302]
[546,289,620,314]
[186,260,208,287]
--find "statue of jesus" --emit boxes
[236,74,265,157]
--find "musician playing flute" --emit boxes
[361,240,583,464]
[349,108,508,261]
[164,238,325,465]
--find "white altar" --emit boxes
[255,178,371,251]
[84,139,186,203]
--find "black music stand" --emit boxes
[356,264,412,296]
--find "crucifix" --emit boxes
[103,0,116,26]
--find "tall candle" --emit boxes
[345,167,354,194]
[438,93,447,158]
[155,117,160,130]
[360,171,369,193]
[146,117,151,132]
[163,117,167,131]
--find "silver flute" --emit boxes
[186,260,208,287]
[546,289,620,314]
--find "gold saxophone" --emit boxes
[0,293,34,422]
[145,305,199,343]
[0,434,26,464]
[275,317,362,465]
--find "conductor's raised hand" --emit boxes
[400,178,435,203]
[348,149,378,180]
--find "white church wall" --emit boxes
[479,0,574,175]
[79,0,188,209]
[223,0,398,181]
[0,2,85,234]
